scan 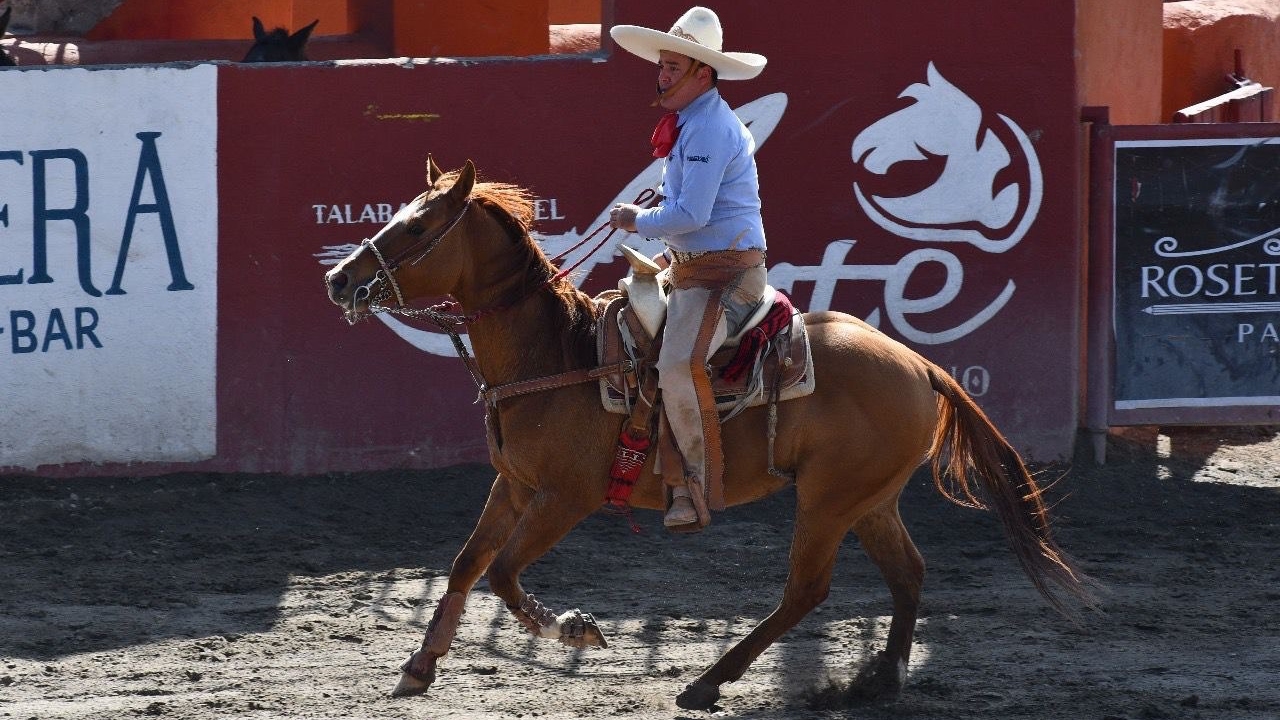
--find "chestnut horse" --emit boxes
[323,159,1095,710]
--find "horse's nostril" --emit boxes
[328,271,349,295]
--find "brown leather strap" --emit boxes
[482,360,634,407]
[670,249,765,290]
[623,339,662,437]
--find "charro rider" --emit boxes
[608,7,769,529]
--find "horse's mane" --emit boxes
[441,170,599,364]
[467,180,537,234]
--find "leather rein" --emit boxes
[353,189,654,408]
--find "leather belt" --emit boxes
[669,249,708,264]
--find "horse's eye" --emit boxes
[406,221,425,236]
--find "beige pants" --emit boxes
[656,261,767,503]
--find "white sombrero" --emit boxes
[610,6,766,81]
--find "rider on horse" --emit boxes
[608,6,770,529]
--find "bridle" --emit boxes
[354,197,473,310]
[342,187,656,397]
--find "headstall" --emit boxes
[357,198,473,310]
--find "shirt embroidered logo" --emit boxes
[686,155,710,163]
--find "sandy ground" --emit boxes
[2,425,1279,720]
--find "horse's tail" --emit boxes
[925,365,1098,617]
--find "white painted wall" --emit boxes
[0,65,218,469]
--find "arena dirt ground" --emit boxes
[2,424,1278,720]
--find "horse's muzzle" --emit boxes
[325,266,372,314]
[324,267,350,307]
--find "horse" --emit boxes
[322,158,1097,710]
[1,7,16,67]
[242,16,317,63]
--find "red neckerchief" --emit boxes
[651,112,679,158]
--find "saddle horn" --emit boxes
[619,244,662,276]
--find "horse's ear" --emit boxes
[251,16,266,40]
[447,160,476,201]
[289,18,319,52]
[426,155,444,186]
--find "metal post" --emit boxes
[1080,106,1112,464]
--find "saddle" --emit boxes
[596,246,816,527]
[597,246,815,416]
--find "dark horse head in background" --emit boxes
[1,7,17,67]
[242,16,318,62]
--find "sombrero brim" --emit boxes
[610,25,766,81]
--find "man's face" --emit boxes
[656,50,708,111]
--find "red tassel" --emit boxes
[603,430,650,509]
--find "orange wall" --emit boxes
[550,0,601,24]
[298,0,351,33]
[392,0,548,57]
[88,0,353,41]
[1077,0,1163,125]
[87,0,559,57]
[1163,0,1280,120]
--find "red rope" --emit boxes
[548,188,656,282]
[443,189,659,325]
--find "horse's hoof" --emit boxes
[847,651,905,703]
[386,671,432,696]
[390,671,432,698]
[390,650,436,698]
[557,609,609,649]
[577,612,609,649]
[675,680,720,710]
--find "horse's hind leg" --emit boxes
[392,473,532,698]
[676,504,848,710]
[847,499,924,702]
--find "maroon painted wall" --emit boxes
[212,0,1082,473]
[5,0,1088,477]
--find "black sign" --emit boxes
[1112,137,1280,410]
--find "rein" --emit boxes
[546,188,656,280]
[355,188,656,402]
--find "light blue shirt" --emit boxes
[634,89,767,253]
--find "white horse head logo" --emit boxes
[851,62,1042,253]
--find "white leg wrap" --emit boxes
[512,594,609,649]
[539,616,565,639]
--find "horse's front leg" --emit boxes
[488,489,609,650]
[391,472,531,698]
